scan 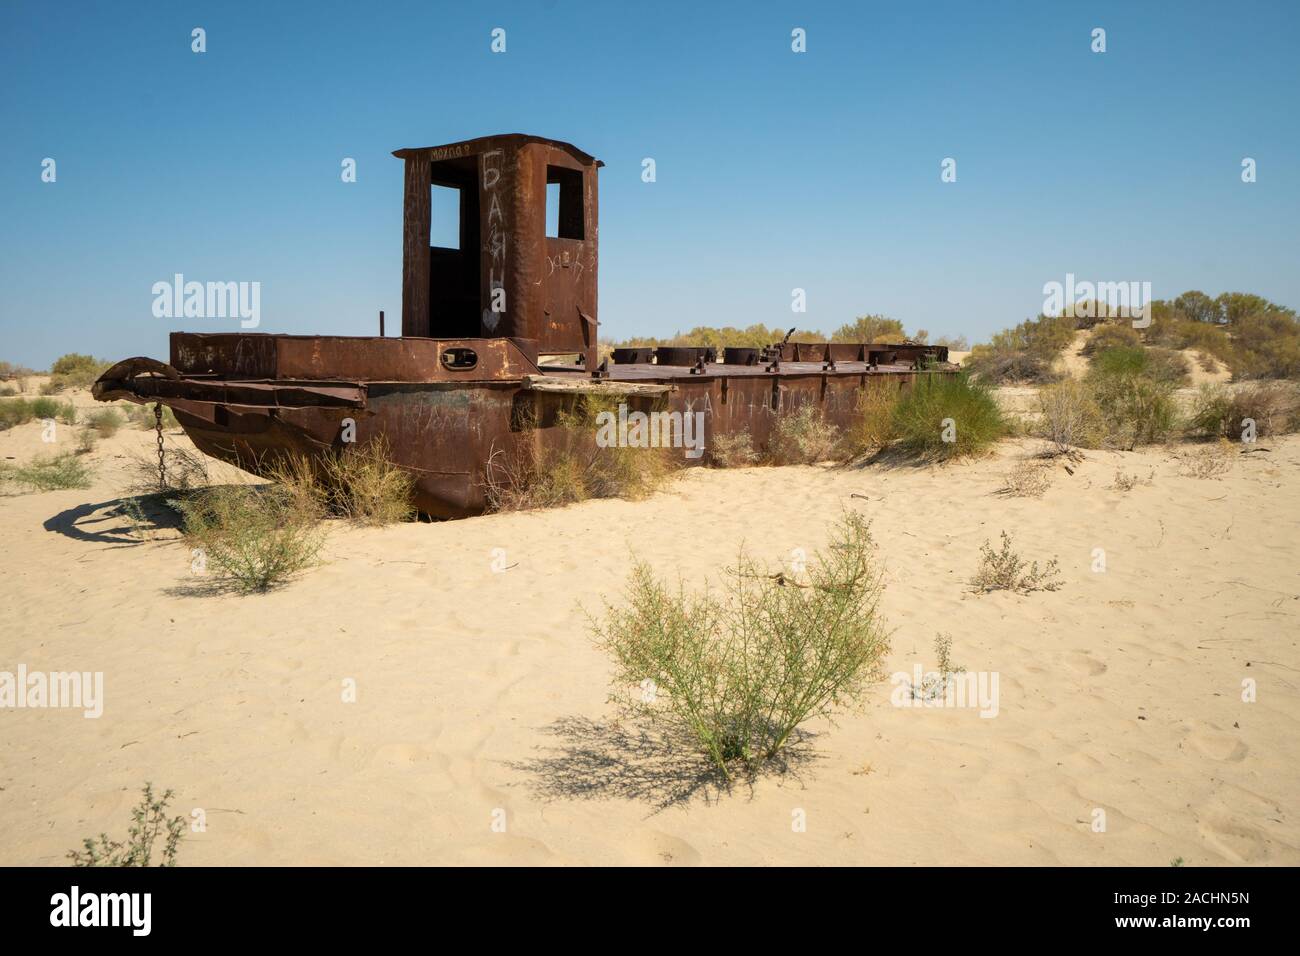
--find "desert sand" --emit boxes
[1,383,1297,866]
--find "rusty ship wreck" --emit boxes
[93,134,956,518]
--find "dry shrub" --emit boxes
[970,530,1062,594]
[998,460,1052,498]
[1188,382,1300,440]
[126,443,212,495]
[771,403,842,464]
[1111,468,1154,492]
[484,397,679,512]
[1179,439,1235,479]
[842,383,900,458]
[709,429,759,467]
[591,511,889,781]
[1036,379,1105,452]
[269,437,415,526]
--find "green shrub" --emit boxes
[832,314,908,343]
[591,512,890,781]
[770,403,842,464]
[86,408,124,438]
[68,782,184,867]
[1082,323,1141,355]
[0,398,34,430]
[891,373,1007,460]
[45,354,111,392]
[1090,344,1188,386]
[178,484,324,592]
[0,453,93,491]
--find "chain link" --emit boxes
[154,403,167,491]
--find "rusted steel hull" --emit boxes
[93,332,953,519]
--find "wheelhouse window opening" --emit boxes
[545,165,584,240]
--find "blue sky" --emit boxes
[1,0,1297,369]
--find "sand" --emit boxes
[2,384,1298,866]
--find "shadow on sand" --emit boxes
[42,493,183,547]
[507,715,820,813]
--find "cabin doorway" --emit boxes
[428,157,481,339]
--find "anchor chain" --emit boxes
[154,403,167,491]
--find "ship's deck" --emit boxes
[541,360,941,381]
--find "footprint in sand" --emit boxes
[1197,815,1271,863]
[627,830,703,866]
[1185,729,1249,763]
[1067,651,1107,677]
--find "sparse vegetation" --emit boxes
[177,483,325,592]
[891,373,1007,461]
[770,403,842,465]
[591,512,890,781]
[68,782,184,867]
[970,531,1062,594]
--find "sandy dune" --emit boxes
[1,389,1297,866]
